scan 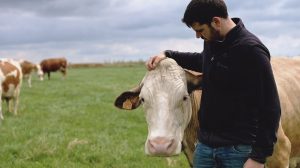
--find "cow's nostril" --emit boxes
[167,139,174,149]
[148,137,176,155]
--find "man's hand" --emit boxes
[145,53,166,71]
[243,158,265,168]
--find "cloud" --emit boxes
[0,0,299,63]
[262,35,300,56]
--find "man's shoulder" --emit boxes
[229,34,270,61]
[232,29,268,54]
[238,28,263,45]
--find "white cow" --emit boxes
[115,58,202,159]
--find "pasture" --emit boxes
[0,64,189,168]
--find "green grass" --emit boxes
[0,65,189,168]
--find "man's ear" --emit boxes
[184,69,203,93]
[211,17,221,30]
[114,84,143,110]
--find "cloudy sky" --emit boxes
[0,0,299,63]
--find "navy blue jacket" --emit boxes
[165,18,281,163]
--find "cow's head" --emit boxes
[115,58,202,156]
[35,64,44,81]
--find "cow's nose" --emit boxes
[147,137,176,155]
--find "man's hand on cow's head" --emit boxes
[146,53,166,71]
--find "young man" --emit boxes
[146,0,281,167]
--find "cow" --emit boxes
[0,58,23,120]
[40,57,67,80]
[114,57,300,168]
[19,60,44,87]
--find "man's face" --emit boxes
[191,22,221,42]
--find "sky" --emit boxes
[0,0,299,63]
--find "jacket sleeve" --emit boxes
[247,46,281,163]
[164,50,204,72]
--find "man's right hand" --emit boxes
[145,53,166,71]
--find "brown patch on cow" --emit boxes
[21,60,36,75]
[0,62,21,92]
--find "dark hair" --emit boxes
[182,0,228,27]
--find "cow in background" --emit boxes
[40,58,67,80]
[19,60,43,87]
[0,58,23,120]
[115,58,300,168]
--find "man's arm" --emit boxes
[247,46,281,164]
[146,50,204,71]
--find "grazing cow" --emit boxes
[19,60,43,87]
[115,58,300,168]
[40,58,67,80]
[0,58,23,120]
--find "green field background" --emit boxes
[0,64,189,168]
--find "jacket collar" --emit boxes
[209,18,245,51]
[223,18,244,44]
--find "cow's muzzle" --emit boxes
[147,137,178,156]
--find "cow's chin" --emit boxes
[144,138,182,156]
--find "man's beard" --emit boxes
[209,27,223,42]
[204,26,224,41]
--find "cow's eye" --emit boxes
[183,96,188,101]
[140,97,145,103]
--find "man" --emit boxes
[146,0,281,168]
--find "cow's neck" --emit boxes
[182,90,201,166]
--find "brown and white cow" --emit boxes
[19,60,43,87]
[0,58,23,120]
[40,57,67,80]
[115,57,300,168]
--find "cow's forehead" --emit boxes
[143,75,186,92]
[141,60,187,99]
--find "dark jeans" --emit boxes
[193,143,252,168]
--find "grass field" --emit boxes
[0,64,189,168]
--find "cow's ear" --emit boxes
[114,85,142,110]
[184,69,203,93]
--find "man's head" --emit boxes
[182,0,229,41]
